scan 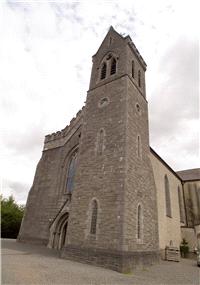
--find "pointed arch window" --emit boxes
[178,186,184,222]
[90,200,98,235]
[66,150,78,193]
[165,175,172,217]
[132,60,135,78]
[138,70,141,87]
[110,58,116,75]
[137,204,143,240]
[100,62,107,80]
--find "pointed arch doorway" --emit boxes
[52,212,69,250]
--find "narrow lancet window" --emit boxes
[137,204,143,240]
[100,62,107,79]
[195,185,200,220]
[110,58,116,75]
[165,175,172,217]
[138,70,141,87]
[132,60,135,78]
[90,200,98,235]
[97,129,105,155]
[178,186,184,222]
[66,150,78,193]
[137,135,141,158]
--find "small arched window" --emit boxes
[178,186,184,222]
[100,62,107,80]
[66,150,78,193]
[138,70,141,87]
[97,129,105,155]
[110,58,116,75]
[165,175,172,217]
[90,200,98,235]
[132,60,135,78]
[137,204,143,240]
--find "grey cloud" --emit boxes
[2,179,29,204]
[2,125,44,158]
[182,135,199,156]
[159,37,198,118]
[149,37,199,169]
[8,180,29,205]
[51,2,83,24]
[149,37,199,142]
[6,0,31,13]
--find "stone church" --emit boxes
[18,27,200,272]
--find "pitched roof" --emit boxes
[150,147,182,181]
[176,168,200,181]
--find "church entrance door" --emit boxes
[52,212,68,250]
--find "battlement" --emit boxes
[43,106,84,150]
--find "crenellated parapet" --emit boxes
[43,106,85,151]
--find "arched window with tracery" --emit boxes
[138,70,141,87]
[132,60,135,78]
[90,200,98,235]
[100,62,107,80]
[165,175,172,217]
[137,204,143,241]
[66,150,78,193]
[110,57,116,75]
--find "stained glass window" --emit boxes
[66,150,78,193]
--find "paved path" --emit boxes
[1,239,200,285]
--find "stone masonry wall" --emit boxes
[123,75,159,252]
[18,113,83,244]
[65,77,127,251]
[150,152,183,255]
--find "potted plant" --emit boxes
[180,238,189,258]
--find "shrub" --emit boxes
[180,238,189,258]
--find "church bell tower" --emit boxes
[62,26,159,272]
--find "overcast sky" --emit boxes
[0,0,199,204]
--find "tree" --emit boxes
[1,195,25,238]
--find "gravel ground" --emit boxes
[1,239,200,285]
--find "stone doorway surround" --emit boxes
[47,203,69,250]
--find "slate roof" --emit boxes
[177,168,200,181]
